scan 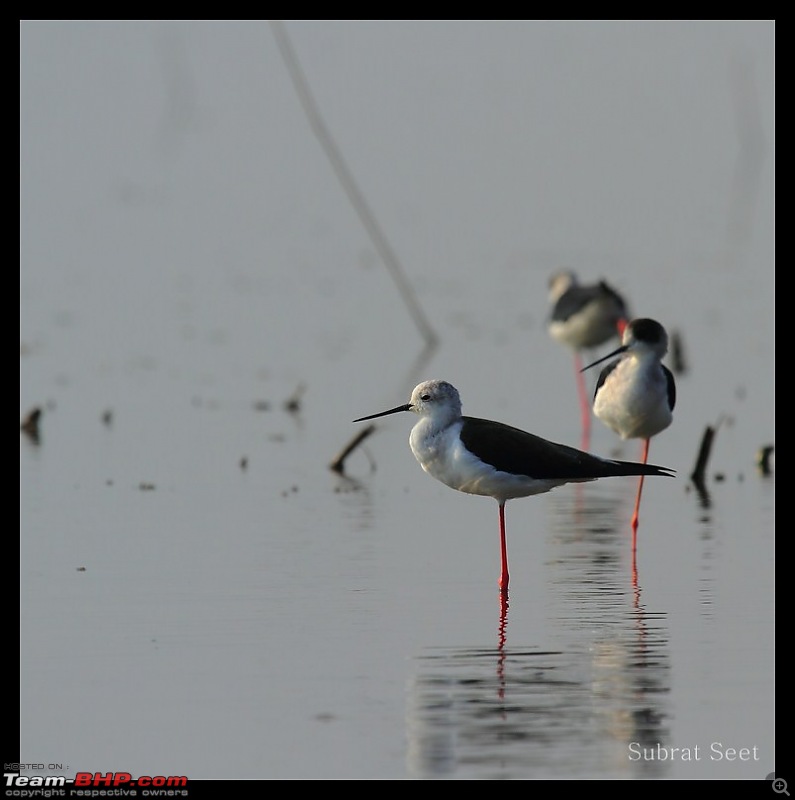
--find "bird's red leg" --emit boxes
[574,351,591,450]
[498,501,509,594]
[630,438,650,550]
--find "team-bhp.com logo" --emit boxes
[4,770,189,795]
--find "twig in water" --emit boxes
[329,425,376,474]
[670,329,687,375]
[756,445,774,476]
[21,407,42,445]
[269,20,438,350]
[690,419,723,491]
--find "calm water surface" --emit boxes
[20,20,774,781]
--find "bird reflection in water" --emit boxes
[405,487,672,779]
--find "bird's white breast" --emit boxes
[594,358,672,440]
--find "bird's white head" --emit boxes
[353,379,463,426]
[547,269,578,303]
[408,380,462,419]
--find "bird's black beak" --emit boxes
[581,344,628,372]
[353,403,412,423]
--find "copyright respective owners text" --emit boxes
[3,767,194,799]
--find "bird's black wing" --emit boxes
[460,417,674,480]
[550,284,603,323]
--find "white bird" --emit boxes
[548,269,630,446]
[354,379,674,593]
[581,318,676,547]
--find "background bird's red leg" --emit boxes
[574,352,591,450]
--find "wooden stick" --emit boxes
[270,21,438,349]
[690,423,717,489]
[329,425,376,474]
[21,407,42,444]
[756,445,774,476]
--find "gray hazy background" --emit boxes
[20,20,774,781]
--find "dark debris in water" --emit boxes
[21,407,43,444]
[756,445,774,476]
[689,422,718,491]
[670,328,687,375]
[329,425,376,474]
[687,420,774,509]
[284,383,306,414]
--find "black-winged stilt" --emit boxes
[581,318,676,549]
[548,270,629,446]
[354,379,674,593]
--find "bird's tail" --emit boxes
[608,459,675,478]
